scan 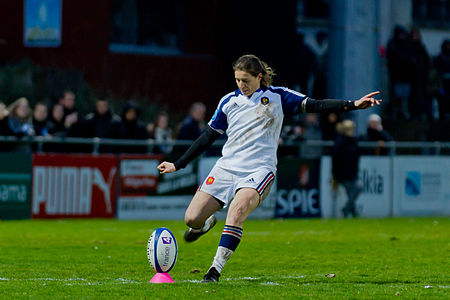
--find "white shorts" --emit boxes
[198,165,275,208]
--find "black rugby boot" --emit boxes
[202,267,220,283]
[184,215,217,242]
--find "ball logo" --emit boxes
[206,176,215,185]
[261,97,269,105]
[161,237,172,244]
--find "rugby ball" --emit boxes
[147,227,178,273]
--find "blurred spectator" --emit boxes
[387,25,413,119]
[302,113,322,158]
[311,31,328,99]
[409,27,430,120]
[295,33,316,94]
[0,102,13,136]
[278,121,304,157]
[177,102,206,140]
[46,104,67,137]
[150,111,173,154]
[59,90,81,137]
[81,98,119,138]
[112,101,149,153]
[360,114,393,155]
[6,97,34,152]
[332,120,361,218]
[0,102,14,136]
[32,102,49,136]
[280,123,304,143]
[7,97,34,137]
[321,112,339,141]
[435,39,450,119]
[59,90,76,119]
[0,102,15,152]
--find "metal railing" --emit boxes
[0,136,449,155]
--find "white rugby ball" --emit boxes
[147,227,178,273]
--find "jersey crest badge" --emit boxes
[261,97,269,105]
[206,176,215,185]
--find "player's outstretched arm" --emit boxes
[299,91,382,113]
[157,162,176,174]
[354,91,382,109]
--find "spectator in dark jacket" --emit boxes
[32,102,49,136]
[435,39,450,119]
[44,103,68,152]
[59,90,82,137]
[0,102,14,136]
[332,120,361,218]
[112,101,149,153]
[47,104,67,137]
[409,27,430,120]
[0,102,16,152]
[177,102,206,141]
[360,114,393,155]
[175,102,206,154]
[81,98,119,138]
[387,25,413,119]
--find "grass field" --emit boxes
[0,218,449,299]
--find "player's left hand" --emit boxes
[354,91,382,109]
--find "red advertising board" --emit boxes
[32,154,118,218]
[119,154,162,195]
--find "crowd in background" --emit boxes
[386,25,450,121]
[0,90,392,156]
[0,90,207,154]
[0,25,448,154]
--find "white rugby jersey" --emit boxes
[208,86,307,172]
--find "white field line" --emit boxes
[115,278,141,284]
[29,278,87,281]
[260,282,280,286]
[177,274,308,283]
[0,277,142,286]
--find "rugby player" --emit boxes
[158,54,382,282]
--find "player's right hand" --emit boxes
[157,161,176,174]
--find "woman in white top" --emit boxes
[158,54,381,282]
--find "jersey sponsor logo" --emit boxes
[206,176,215,185]
[261,97,269,105]
[246,178,255,183]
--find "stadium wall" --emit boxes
[0,0,225,114]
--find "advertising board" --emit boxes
[392,156,450,216]
[275,158,321,218]
[119,155,162,194]
[32,154,118,218]
[0,153,32,220]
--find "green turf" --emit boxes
[0,218,449,299]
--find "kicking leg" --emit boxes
[184,191,222,242]
[203,188,260,282]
